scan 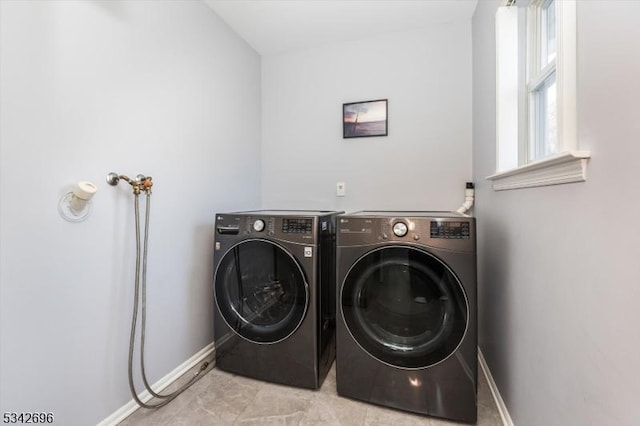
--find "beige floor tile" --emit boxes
[233,381,313,426]
[181,369,263,424]
[120,360,503,426]
[299,391,369,426]
[118,386,197,426]
[363,403,432,426]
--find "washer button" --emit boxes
[253,219,265,232]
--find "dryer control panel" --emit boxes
[338,214,475,252]
[430,221,471,239]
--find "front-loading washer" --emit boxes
[213,210,341,389]
[336,211,477,423]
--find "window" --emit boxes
[529,0,557,161]
[489,0,589,191]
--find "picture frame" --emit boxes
[343,99,388,138]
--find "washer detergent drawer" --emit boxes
[216,225,240,235]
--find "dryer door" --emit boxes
[215,239,309,344]
[341,246,468,369]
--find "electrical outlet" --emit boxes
[336,182,346,197]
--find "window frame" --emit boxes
[488,0,589,191]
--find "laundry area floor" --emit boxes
[119,360,503,426]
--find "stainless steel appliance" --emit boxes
[213,210,340,389]
[336,211,477,423]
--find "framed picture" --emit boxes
[343,99,388,138]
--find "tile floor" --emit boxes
[120,357,503,426]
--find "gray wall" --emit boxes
[261,23,473,212]
[472,1,640,425]
[0,1,261,424]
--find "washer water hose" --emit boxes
[108,173,209,409]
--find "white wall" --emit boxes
[472,1,640,425]
[261,23,472,212]
[0,1,261,424]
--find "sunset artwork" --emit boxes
[343,99,388,138]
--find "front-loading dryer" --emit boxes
[213,210,340,389]
[336,211,477,423]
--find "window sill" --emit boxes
[486,150,591,191]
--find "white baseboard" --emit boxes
[478,347,514,426]
[98,342,215,426]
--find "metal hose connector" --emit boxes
[106,172,152,195]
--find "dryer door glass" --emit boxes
[341,246,468,368]
[215,239,309,343]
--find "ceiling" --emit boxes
[203,0,478,56]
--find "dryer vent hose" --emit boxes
[456,182,475,215]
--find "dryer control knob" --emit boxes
[253,219,265,232]
[392,222,408,237]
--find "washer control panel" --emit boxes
[216,214,318,243]
[282,218,313,234]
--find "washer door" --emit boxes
[341,246,468,369]
[215,239,309,344]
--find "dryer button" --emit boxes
[392,222,408,237]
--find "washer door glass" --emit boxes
[341,246,468,368]
[215,240,308,344]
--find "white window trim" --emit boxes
[488,0,589,191]
[487,150,590,190]
[555,0,578,153]
[495,6,519,172]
